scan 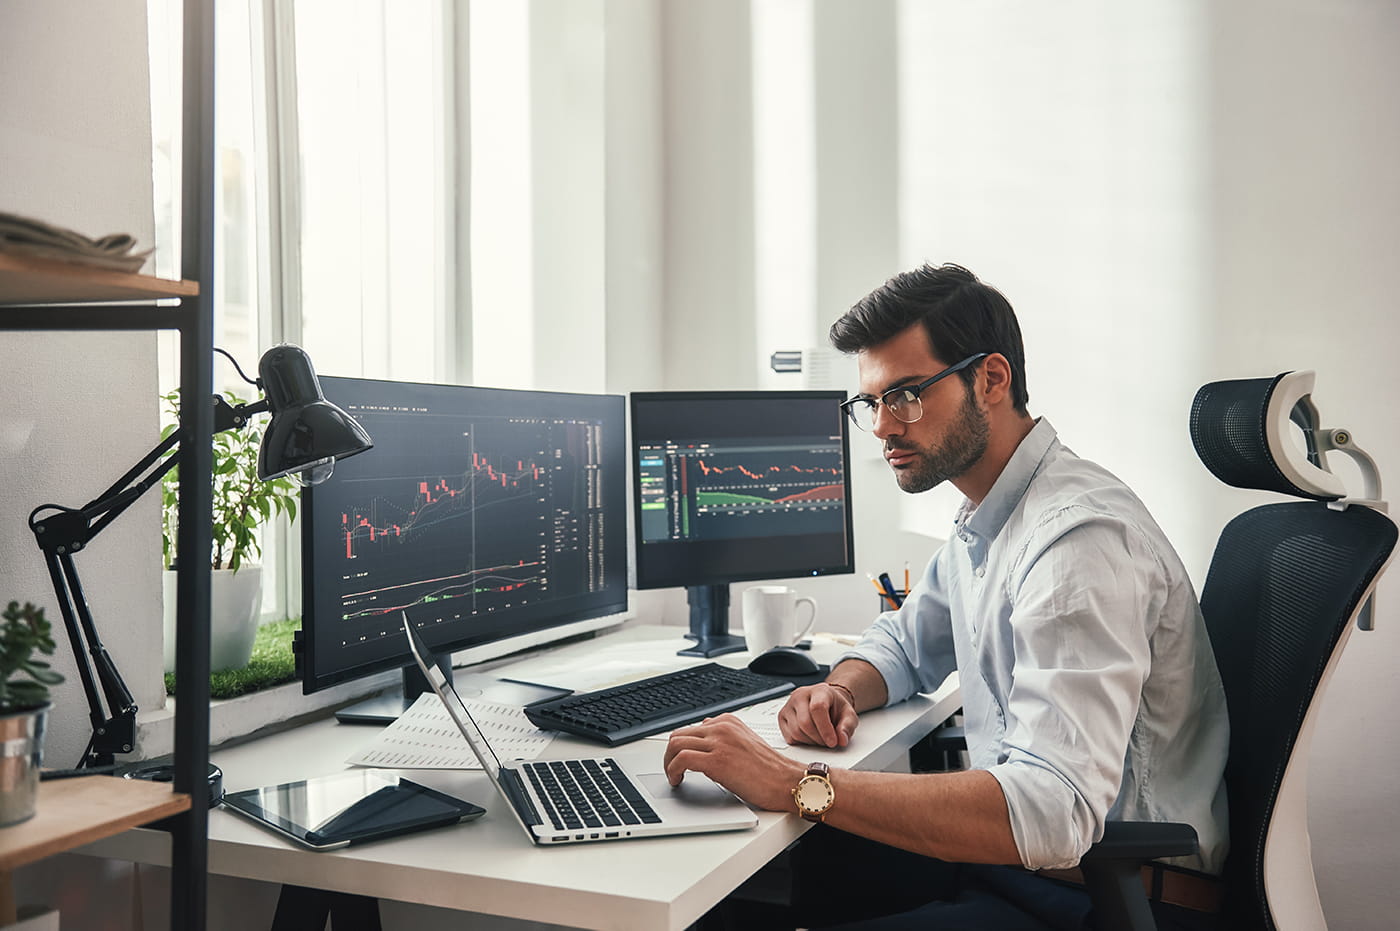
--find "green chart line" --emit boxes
[695,491,775,507]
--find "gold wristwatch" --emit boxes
[792,761,835,822]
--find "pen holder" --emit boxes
[877,590,909,611]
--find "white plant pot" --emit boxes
[163,566,263,674]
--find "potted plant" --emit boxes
[0,601,64,826]
[160,389,299,673]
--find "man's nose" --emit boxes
[871,403,904,440]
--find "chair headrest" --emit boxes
[1189,371,1346,501]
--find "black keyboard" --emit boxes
[523,663,796,746]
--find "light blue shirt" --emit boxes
[845,418,1229,873]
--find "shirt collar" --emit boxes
[954,417,1059,546]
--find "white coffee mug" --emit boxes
[742,585,818,655]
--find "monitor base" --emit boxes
[678,583,747,657]
[677,632,747,658]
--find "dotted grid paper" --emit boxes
[346,692,554,769]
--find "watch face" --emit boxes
[796,775,834,814]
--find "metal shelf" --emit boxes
[1,256,213,930]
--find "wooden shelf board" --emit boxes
[0,252,198,304]
[0,776,191,872]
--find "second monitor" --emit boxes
[630,390,855,656]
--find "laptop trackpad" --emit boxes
[637,772,743,809]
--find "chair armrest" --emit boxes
[1076,823,1199,931]
[1082,821,1199,861]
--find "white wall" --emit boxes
[1,0,167,921]
[0,0,163,773]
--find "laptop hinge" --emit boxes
[499,767,544,827]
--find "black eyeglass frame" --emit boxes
[839,352,990,431]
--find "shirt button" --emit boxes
[973,567,985,578]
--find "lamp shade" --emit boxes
[256,345,373,481]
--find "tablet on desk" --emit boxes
[221,770,486,851]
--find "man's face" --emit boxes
[856,325,989,494]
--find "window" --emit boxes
[291,0,452,380]
[148,0,455,622]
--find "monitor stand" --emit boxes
[334,653,572,724]
[676,583,747,658]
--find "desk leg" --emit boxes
[271,885,382,931]
[0,870,15,926]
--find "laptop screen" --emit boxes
[403,615,505,779]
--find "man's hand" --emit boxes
[778,682,860,748]
[663,714,806,811]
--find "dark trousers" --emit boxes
[702,826,1222,931]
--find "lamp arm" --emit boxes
[37,549,137,767]
[26,392,260,769]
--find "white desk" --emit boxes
[79,625,960,931]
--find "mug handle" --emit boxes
[792,597,817,643]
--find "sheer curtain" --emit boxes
[149,0,455,621]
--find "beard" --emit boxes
[885,385,990,494]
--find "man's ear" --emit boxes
[979,353,1014,406]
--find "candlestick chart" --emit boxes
[637,438,847,543]
[329,413,608,628]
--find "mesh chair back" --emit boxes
[1190,375,1337,501]
[1198,490,1395,928]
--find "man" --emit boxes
[664,264,1229,929]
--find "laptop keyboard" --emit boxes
[521,758,662,832]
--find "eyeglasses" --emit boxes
[839,353,989,432]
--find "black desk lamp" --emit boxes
[27,344,372,774]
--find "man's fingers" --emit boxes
[836,704,860,746]
[777,699,838,748]
[664,732,718,783]
[664,747,704,785]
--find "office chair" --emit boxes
[1076,370,1396,930]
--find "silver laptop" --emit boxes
[403,614,758,845]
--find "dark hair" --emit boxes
[829,263,1030,413]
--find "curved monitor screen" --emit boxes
[630,390,854,590]
[299,376,628,693]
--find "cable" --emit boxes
[214,346,259,386]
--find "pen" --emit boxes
[867,573,900,611]
[876,572,904,608]
[904,561,910,595]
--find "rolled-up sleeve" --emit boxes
[987,510,1158,869]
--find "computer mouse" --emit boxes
[747,646,822,678]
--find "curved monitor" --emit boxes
[297,376,629,708]
[630,390,854,656]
